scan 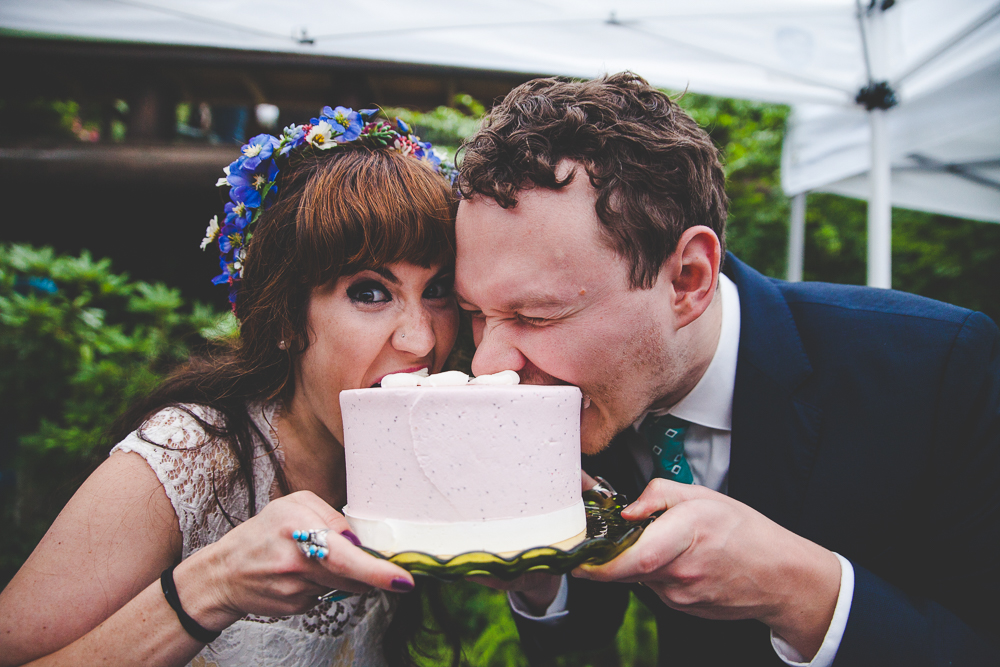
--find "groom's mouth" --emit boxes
[515,362,567,387]
[515,366,591,409]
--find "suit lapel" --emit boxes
[724,254,823,532]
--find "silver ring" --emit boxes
[590,476,617,499]
[296,541,328,559]
[292,528,330,559]
[292,529,329,547]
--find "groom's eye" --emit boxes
[423,275,454,300]
[348,280,391,304]
[516,313,548,327]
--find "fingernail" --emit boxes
[340,530,361,547]
[391,577,414,592]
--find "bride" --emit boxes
[0,108,461,667]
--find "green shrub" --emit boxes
[0,244,229,584]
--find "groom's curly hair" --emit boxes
[458,71,728,289]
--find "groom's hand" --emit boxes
[572,479,842,660]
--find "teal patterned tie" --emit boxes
[640,414,694,484]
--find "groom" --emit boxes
[454,73,1000,665]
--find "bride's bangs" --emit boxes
[296,149,456,286]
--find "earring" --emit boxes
[278,340,288,350]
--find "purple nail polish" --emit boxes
[391,577,414,592]
[340,529,362,547]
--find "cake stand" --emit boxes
[361,479,652,582]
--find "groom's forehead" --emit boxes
[457,187,602,246]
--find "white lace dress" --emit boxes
[111,403,394,667]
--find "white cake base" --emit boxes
[345,499,587,556]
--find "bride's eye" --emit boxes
[347,280,391,304]
[423,275,454,300]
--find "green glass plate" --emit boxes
[360,487,649,582]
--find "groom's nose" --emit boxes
[470,319,527,377]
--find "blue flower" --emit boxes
[331,107,362,142]
[237,134,279,171]
[279,124,307,156]
[224,201,251,229]
[420,143,443,168]
[360,108,379,122]
[227,156,277,211]
[218,223,245,254]
[212,256,236,285]
[230,182,262,210]
[396,118,412,135]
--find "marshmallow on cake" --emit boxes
[340,370,586,555]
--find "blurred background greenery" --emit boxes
[1,91,998,666]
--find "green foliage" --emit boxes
[0,97,102,143]
[674,92,793,279]
[383,97,484,159]
[0,244,227,584]
[802,194,1000,324]
[411,583,655,667]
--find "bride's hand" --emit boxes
[171,490,414,631]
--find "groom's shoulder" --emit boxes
[727,253,998,349]
[778,279,974,326]
[774,279,999,365]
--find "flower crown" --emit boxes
[200,106,458,309]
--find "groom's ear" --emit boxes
[663,226,721,329]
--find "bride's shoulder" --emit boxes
[111,404,236,475]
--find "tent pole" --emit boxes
[862,0,892,289]
[867,108,892,288]
[787,192,806,282]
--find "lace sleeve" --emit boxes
[111,406,243,557]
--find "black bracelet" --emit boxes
[160,565,222,644]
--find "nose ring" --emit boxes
[400,333,405,339]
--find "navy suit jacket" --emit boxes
[515,254,1000,666]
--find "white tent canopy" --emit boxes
[0,0,882,106]
[3,0,998,286]
[780,0,1000,285]
[783,63,1000,225]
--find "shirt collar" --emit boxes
[641,273,740,432]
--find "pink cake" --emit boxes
[340,372,585,555]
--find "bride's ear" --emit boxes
[663,226,721,329]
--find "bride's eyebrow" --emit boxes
[367,267,399,284]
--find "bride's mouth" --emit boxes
[371,366,429,388]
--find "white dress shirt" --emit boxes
[510,274,855,666]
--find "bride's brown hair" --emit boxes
[111,146,459,667]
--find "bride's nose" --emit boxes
[391,304,436,356]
